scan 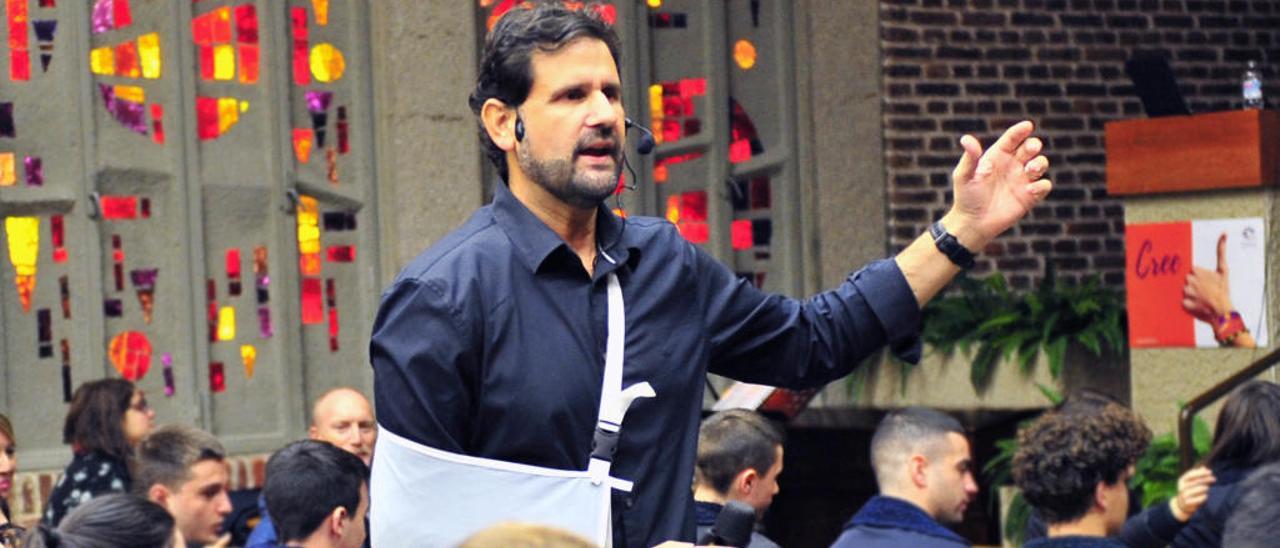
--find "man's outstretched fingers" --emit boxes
[991,120,1035,155]
[953,134,983,182]
[1014,137,1043,164]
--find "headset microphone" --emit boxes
[624,118,656,155]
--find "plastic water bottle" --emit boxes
[1242,60,1263,109]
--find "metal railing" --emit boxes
[1178,346,1280,470]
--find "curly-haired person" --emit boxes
[1013,402,1214,548]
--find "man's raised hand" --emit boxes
[943,120,1053,250]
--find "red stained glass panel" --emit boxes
[151,104,164,144]
[100,195,138,220]
[291,7,309,85]
[209,361,225,393]
[300,277,323,324]
[731,219,753,250]
[326,245,355,263]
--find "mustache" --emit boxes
[573,129,621,156]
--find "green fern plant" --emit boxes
[920,263,1125,392]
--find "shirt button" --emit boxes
[625,496,635,509]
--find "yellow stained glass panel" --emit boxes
[213,43,235,81]
[138,33,161,79]
[217,306,237,341]
[6,216,38,313]
[296,195,321,276]
[241,344,257,378]
[90,47,115,75]
[309,43,345,83]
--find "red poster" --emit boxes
[1125,222,1195,347]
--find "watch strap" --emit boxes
[929,220,977,270]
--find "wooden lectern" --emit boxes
[1105,109,1280,195]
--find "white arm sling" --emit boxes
[370,266,655,547]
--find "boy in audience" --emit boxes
[1013,401,1214,547]
[831,407,978,547]
[134,424,233,547]
[262,440,368,548]
[693,409,785,548]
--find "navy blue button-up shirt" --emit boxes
[370,182,922,547]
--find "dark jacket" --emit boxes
[830,495,970,548]
[1026,536,1127,548]
[693,500,780,548]
[41,451,131,527]
[1169,464,1248,547]
[1025,488,1186,547]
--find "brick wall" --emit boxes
[4,453,269,528]
[881,0,1280,289]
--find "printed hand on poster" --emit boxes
[1183,233,1256,348]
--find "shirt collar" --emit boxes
[490,181,637,275]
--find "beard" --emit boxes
[517,130,623,210]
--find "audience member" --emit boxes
[0,413,19,545]
[1021,391,1217,546]
[693,409,784,548]
[1012,399,1218,547]
[134,424,232,547]
[1221,460,1280,548]
[308,388,376,465]
[831,407,977,547]
[43,379,155,526]
[1167,379,1280,547]
[23,493,183,548]
[262,440,368,548]
[247,387,375,547]
[458,522,596,548]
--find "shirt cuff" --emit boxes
[851,259,923,364]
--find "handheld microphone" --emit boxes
[624,118,656,155]
[696,501,756,547]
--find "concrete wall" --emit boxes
[370,0,484,283]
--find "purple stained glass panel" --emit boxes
[0,103,13,138]
[23,156,42,186]
[91,0,112,33]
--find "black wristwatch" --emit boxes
[929,220,977,270]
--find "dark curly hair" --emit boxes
[468,1,621,182]
[1012,402,1151,525]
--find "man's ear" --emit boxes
[147,483,171,508]
[734,468,760,498]
[1093,481,1109,513]
[481,98,518,153]
[308,425,320,440]
[328,506,351,538]
[908,454,929,489]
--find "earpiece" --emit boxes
[514,117,525,142]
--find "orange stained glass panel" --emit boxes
[293,128,314,163]
[0,153,14,185]
[108,331,152,381]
